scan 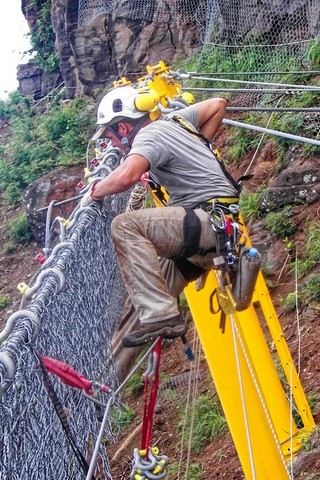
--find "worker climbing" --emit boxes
[81,84,245,348]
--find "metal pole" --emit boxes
[183,87,320,93]
[186,75,320,91]
[37,194,83,212]
[222,118,320,146]
[226,107,320,112]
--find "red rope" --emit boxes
[141,338,162,458]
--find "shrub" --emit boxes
[282,292,300,312]
[301,274,320,303]
[294,222,320,278]
[7,213,32,245]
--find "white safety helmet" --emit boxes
[92,86,160,141]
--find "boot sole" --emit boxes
[122,324,187,348]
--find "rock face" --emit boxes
[260,148,320,212]
[17,61,62,99]
[19,0,319,99]
[20,0,202,98]
[23,166,83,243]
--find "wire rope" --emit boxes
[187,70,320,76]
[230,314,291,478]
[242,95,285,178]
[184,333,201,479]
[185,75,320,91]
[230,315,257,480]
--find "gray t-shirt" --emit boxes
[127,105,238,208]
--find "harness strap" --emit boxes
[170,114,243,194]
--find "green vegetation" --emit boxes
[295,222,320,278]
[0,93,95,203]
[179,393,227,453]
[124,370,144,396]
[282,291,300,312]
[26,0,59,73]
[111,403,135,430]
[7,213,32,245]
[263,206,296,238]
[0,294,10,310]
[169,461,204,479]
[239,187,265,222]
[283,221,320,308]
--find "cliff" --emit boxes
[19,0,320,99]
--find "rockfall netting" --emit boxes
[0,191,130,479]
[78,0,320,51]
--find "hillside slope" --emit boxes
[0,121,319,478]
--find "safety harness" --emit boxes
[170,114,252,193]
[166,114,249,282]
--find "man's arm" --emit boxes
[196,98,227,141]
[91,154,150,200]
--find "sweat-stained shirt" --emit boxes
[127,103,238,209]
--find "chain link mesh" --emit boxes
[78,0,319,47]
[0,193,130,479]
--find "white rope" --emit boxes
[230,315,257,480]
[177,328,201,479]
[294,250,301,375]
[184,333,201,479]
[230,314,291,478]
[243,95,285,177]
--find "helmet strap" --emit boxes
[105,115,150,152]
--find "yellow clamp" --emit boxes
[213,147,222,158]
[153,459,167,474]
[138,446,159,457]
[216,286,236,315]
[95,149,103,158]
[17,282,31,296]
[57,217,71,227]
[112,77,132,88]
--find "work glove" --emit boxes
[80,180,102,208]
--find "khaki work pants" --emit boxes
[110,206,218,324]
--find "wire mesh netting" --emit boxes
[78,0,319,47]
[0,192,130,479]
[78,0,320,139]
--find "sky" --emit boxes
[0,1,32,99]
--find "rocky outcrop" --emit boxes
[260,148,320,212]
[19,0,319,99]
[17,61,62,99]
[23,166,83,243]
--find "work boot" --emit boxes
[122,315,187,348]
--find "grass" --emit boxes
[239,188,265,222]
[179,393,227,453]
[168,461,204,479]
[293,222,320,278]
[0,294,10,310]
[111,403,135,431]
[263,206,296,238]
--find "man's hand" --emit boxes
[80,181,102,208]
